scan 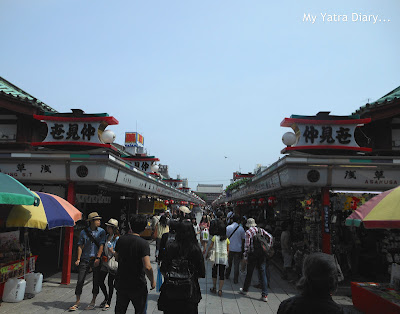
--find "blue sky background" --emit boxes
[1,0,399,190]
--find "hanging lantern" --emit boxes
[268,196,277,207]
[164,200,170,205]
[258,198,265,205]
[170,200,174,204]
[180,201,185,205]
[251,199,257,205]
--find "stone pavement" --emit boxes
[0,239,361,313]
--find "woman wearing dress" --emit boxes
[206,220,230,297]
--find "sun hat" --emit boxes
[87,212,102,221]
[246,218,257,228]
[105,218,118,228]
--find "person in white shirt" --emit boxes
[225,215,245,284]
[192,217,201,242]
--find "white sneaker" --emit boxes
[239,288,247,295]
[261,296,268,302]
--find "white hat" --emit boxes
[246,218,257,228]
[105,218,119,228]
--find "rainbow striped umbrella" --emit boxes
[6,191,82,229]
[346,186,400,229]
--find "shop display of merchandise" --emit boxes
[382,230,400,268]
[0,231,26,267]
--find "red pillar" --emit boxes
[321,187,331,254]
[61,182,75,285]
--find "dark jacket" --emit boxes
[278,294,344,314]
[158,241,205,312]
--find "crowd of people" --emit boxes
[68,207,344,314]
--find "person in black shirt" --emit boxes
[278,252,344,314]
[158,220,205,314]
[114,215,155,314]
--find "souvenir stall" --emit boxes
[345,186,400,313]
[0,174,40,300]
[0,229,37,299]
[0,191,82,301]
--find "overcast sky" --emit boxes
[1,0,399,190]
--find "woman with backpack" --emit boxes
[158,220,205,314]
[206,220,230,297]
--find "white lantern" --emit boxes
[101,130,116,144]
[151,163,159,173]
[282,132,297,146]
[178,183,183,188]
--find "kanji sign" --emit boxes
[281,114,372,153]
[299,124,357,146]
[32,113,118,148]
[44,121,102,143]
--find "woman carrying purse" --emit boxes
[99,218,120,311]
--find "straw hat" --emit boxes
[87,212,102,221]
[105,218,118,228]
[246,218,257,228]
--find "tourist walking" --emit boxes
[277,252,344,313]
[199,214,210,252]
[238,218,272,302]
[155,215,169,262]
[158,220,205,313]
[98,218,120,311]
[206,220,230,296]
[158,219,179,264]
[225,215,245,284]
[114,215,155,314]
[69,212,106,311]
[192,217,200,242]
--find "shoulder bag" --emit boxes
[83,228,107,262]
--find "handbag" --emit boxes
[107,255,118,272]
[207,248,215,262]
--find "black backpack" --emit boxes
[163,257,193,300]
[252,228,274,259]
[166,232,176,248]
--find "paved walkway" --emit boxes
[0,239,360,313]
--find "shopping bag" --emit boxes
[201,228,209,241]
[156,266,163,292]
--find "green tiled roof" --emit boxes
[0,76,58,113]
[370,86,400,105]
[354,85,400,115]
